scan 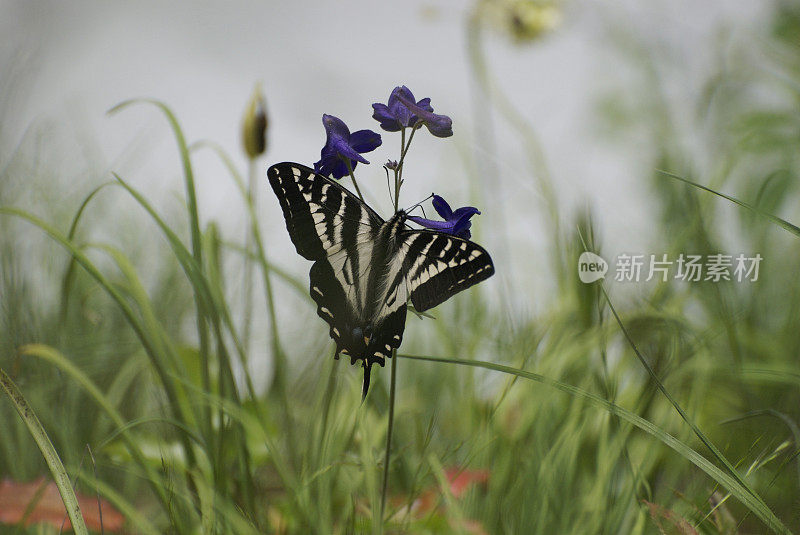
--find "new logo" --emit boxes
[578,252,608,283]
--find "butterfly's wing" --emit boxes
[267,162,385,365]
[267,162,383,261]
[399,230,495,312]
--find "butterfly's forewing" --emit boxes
[401,231,495,312]
[267,162,383,261]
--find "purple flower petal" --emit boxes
[332,136,369,164]
[407,215,456,233]
[451,210,478,238]
[416,97,433,112]
[423,114,453,138]
[314,114,379,179]
[322,114,351,138]
[390,86,416,126]
[331,158,352,179]
[395,93,453,138]
[372,85,443,132]
[408,194,481,239]
[350,129,382,154]
[371,103,401,131]
[452,206,480,219]
[432,194,454,219]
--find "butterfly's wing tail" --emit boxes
[361,361,371,401]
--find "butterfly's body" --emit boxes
[323,210,409,365]
[268,162,494,396]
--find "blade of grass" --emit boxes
[575,228,772,516]
[599,285,772,511]
[58,181,115,326]
[658,169,800,237]
[397,353,790,534]
[0,366,89,535]
[190,140,287,397]
[19,344,185,525]
[109,98,213,455]
[0,205,197,526]
[76,472,161,535]
[190,140,294,463]
[204,222,256,517]
[111,173,261,521]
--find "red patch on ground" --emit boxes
[0,477,124,532]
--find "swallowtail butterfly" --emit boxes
[267,162,494,397]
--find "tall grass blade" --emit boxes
[658,169,800,237]
[0,366,89,535]
[397,353,790,534]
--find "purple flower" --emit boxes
[372,86,433,132]
[394,92,453,138]
[407,195,480,239]
[313,114,382,179]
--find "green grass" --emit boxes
[2,4,800,534]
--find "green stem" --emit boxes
[395,128,406,211]
[380,126,418,524]
[242,158,257,350]
[380,349,398,523]
[345,160,365,202]
[398,126,418,180]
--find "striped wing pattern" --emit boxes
[267,162,382,261]
[401,231,495,312]
[267,162,494,397]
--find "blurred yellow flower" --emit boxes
[475,0,562,43]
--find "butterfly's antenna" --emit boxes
[361,362,372,401]
[404,193,434,215]
[384,166,394,208]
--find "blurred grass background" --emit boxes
[2,1,800,533]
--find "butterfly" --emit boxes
[267,162,494,397]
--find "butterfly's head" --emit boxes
[389,210,408,225]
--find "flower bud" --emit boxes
[242,83,268,159]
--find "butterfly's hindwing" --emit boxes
[401,231,495,312]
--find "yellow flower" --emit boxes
[475,0,562,44]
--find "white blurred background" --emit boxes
[0,0,771,382]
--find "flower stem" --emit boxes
[398,125,419,178]
[380,125,420,524]
[393,125,419,212]
[380,348,398,523]
[345,159,365,202]
[242,157,257,350]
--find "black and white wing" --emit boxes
[267,162,382,262]
[267,162,395,377]
[400,231,495,312]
